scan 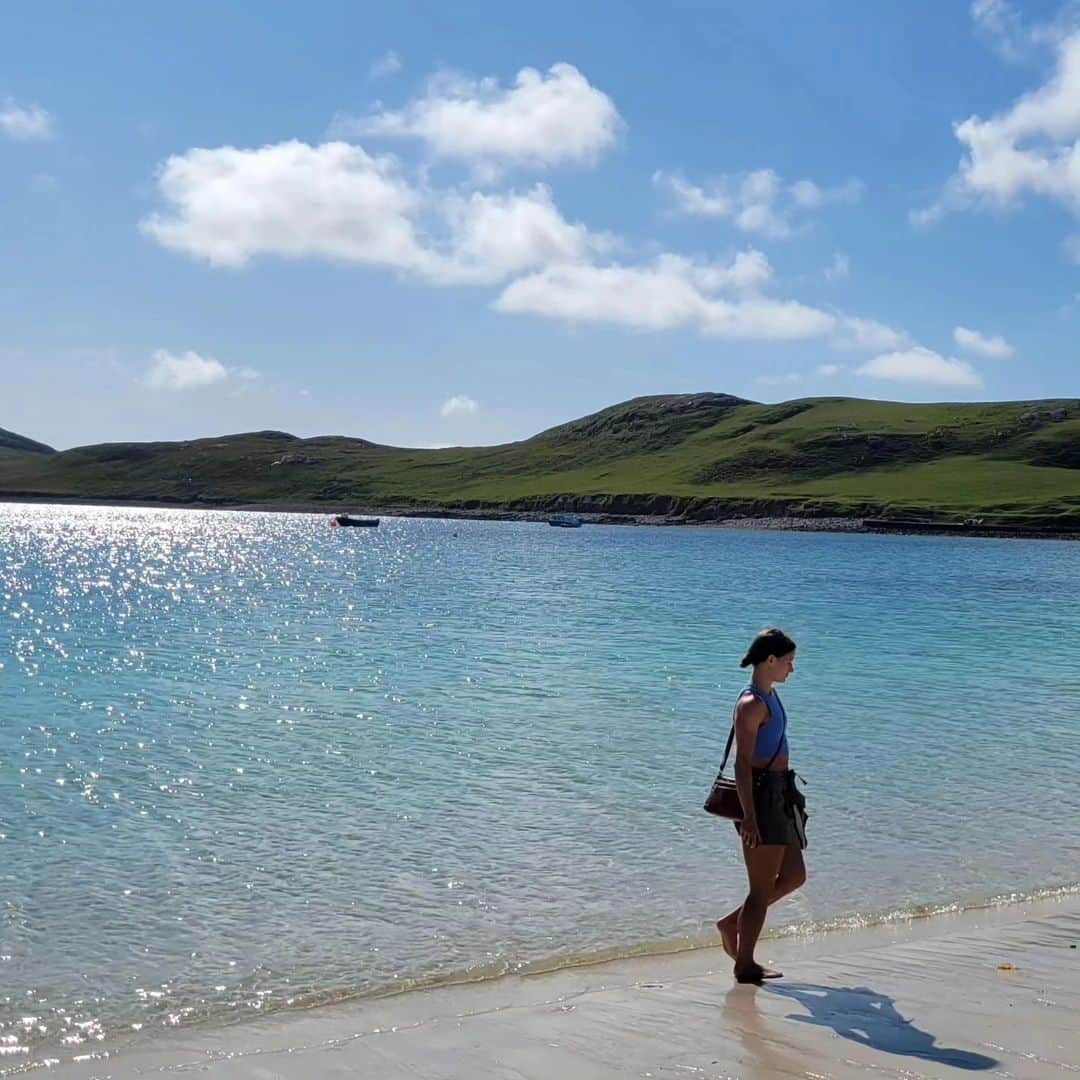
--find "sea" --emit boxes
[1,502,1078,1072]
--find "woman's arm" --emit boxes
[734,695,767,847]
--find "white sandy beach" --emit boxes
[42,892,1078,1079]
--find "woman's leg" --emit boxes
[717,842,806,959]
[774,843,806,901]
[734,843,786,981]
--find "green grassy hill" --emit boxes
[0,426,55,455]
[1,394,1078,528]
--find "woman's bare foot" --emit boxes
[733,963,783,984]
[716,915,739,960]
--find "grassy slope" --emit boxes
[0,395,1077,526]
[0,427,55,454]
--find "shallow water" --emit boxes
[1,504,1078,1069]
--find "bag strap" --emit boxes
[718,687,787,777]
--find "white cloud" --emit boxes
[953,325,1015,358]
[142,350,260,392]
[0,98,54,140]
[790,178,865,208]
[909,192,962,232]
[655,173,732,217]
[142,136,913,360]
[704,298,837,341]
[972,0,1037,62]
[434,184,610,284]
[369,51,402,80]
[441,394,478,417]
[857,346,983,387]
[825,252,850,281]
[816,363,842,376]
[140,142,605,284]
[144,350,229,391]
[831,316,910,353]
[969,0,1074,62]
[494,257,835,341]
[345,62,621,169]
[657,250,773,292]
[655,169,863,237]
[734,170,790,236]
[917,30,1080,224]
[495,262,713,332]
[141,141,429,270]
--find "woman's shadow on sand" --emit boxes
[762,982,997,1071]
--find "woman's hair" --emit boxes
[740,627,796,668]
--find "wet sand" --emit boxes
[44,892,1078,1078]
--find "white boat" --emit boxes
[548,513,583,528]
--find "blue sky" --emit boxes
[2,0,1078,450]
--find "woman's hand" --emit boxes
[740,817,761,848]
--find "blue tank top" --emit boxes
[740,685,788,762]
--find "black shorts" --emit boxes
[733,770,807,848]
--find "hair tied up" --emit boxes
[740,627,796,668]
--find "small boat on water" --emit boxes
[331,514,380,528]
[548,513,583,528]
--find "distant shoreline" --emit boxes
[4,494,1079,541]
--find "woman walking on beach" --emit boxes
[716,628,807,984]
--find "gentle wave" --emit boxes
[278,879,1080,999]
[3,880,1078,1076]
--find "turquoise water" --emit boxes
[2,503,1079,1070]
